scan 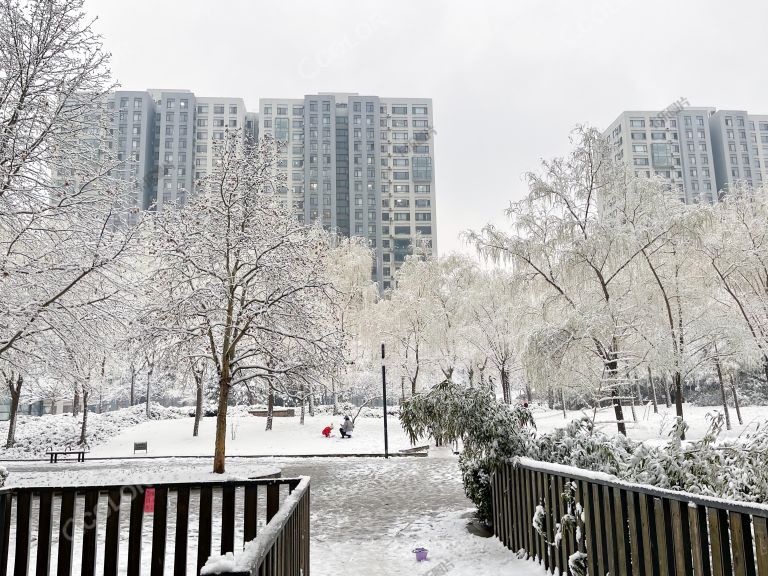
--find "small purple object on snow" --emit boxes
[414,547,428,562]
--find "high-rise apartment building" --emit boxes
[604,107,768,203]
[100,89,436,288]
[259,93,437,289]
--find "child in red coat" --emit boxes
[321,424,333,438]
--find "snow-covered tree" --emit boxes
[148,132,344,473]
[1,0,138,433]
[469,127,678,435]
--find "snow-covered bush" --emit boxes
[401,379,534,522]
[403,381,768,528]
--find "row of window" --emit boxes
[263,103,429,116]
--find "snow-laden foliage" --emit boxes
[401,379,534,521]
[404,383,768,524]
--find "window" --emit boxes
[197,105,208,114]
[633,157,649,166]
[392,106,407,114]
[393,171,409,180]
[394,213,410,221]
[630,119,645,128]
[412,157,432,180]
[412,106,428,115]
[415,184,430,194]
[167,98,175,109]
[229,105,238,115]
[415,226,432,235]
[180,99,188,109]
[133,98,142,109]
[651,132,666,140]
[293,105,304,116]
[631,132,646,140]
[394,225,410,235]
[632,144,647,153]
[415,213,431,221]
[275,117,289,141]
[277,106,288,115]
[394,184,410,193]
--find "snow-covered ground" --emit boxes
[4,453,545,575]
[0,404,187,460]
[87,413,414,458]
[532,403,768,444]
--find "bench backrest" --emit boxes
[134,442,148,451]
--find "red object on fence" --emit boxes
[144,488,155,513]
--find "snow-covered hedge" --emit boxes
[314,404,400,418]
[401,380,768,524]
[0,403,186,460]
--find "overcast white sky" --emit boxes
[92,0,768,255]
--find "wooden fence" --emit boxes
[491,458,768,575]
[0,475,307,576]
[204,476,310,576]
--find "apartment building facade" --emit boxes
[604,107,768,203]
[259,93,437,289]
[101,89,436,288]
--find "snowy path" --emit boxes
[6,453,544,575]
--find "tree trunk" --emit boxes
[145,365,153,419]
[130,364,136,406]
[607,353,627,436]
[673,370,685,438]
[560,387,567,419]
[193,372,203,437]
[630,396,637,422]
[664,375,672,408]
[525,383,532,403]
[265,384,275,431]
[5,374,22,449]
[500,366,511,405]
[308,382,315,417]
[299,382,306,426]
[331,376,339,415]
[729,374,743,425]
[73,386,80,417]
[547,384,554,410]
[212,367,231,474]
[79,387,90,445]
[400,375,406,405]
[715,355,731,430]
[646,366,658,413]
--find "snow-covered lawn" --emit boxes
[532,403,768,444]
[0,404,186,460]
[87,413,413,458]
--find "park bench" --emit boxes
[134,441,148,454]
[45,450,86,463]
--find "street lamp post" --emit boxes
[381,343,389,459]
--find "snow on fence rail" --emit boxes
[491,458,768,575]
[201,477,310,576]
[0,474,310,576]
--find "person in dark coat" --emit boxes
[339,416,355,438]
